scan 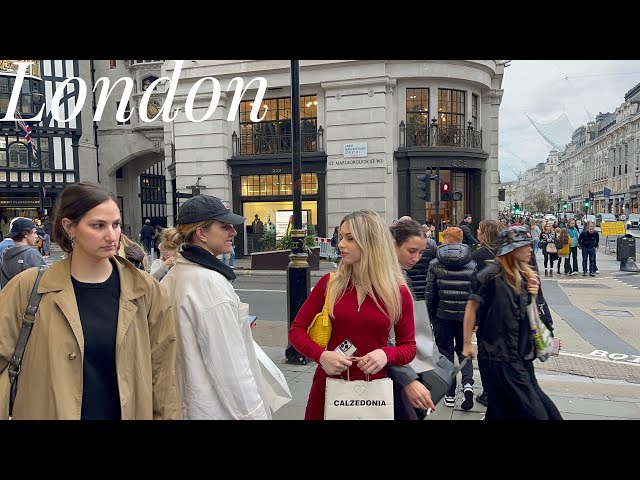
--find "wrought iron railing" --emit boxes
[399,121,483,150]
[233,121,324,156]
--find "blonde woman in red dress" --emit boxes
[289,210,416,420]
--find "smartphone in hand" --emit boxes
[246,314,257,328]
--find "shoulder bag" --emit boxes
[307,273,333,348]
[8,265,47,419]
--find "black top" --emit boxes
[472,246,498,273]
[406,239,437,301]
[72,263,121,420]
[469,263,537,362]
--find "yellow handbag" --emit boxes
[307,273,333,348]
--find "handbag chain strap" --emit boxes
[8,266,47,419]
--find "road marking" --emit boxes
[557,350,640,367]
[235,288,287,293]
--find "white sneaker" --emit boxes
[444,395,455,408]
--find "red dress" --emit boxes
[289,273,416,420]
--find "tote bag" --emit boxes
[325,373,394,420]
[527,295,554,362]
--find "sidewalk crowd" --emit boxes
[1,185,639,420]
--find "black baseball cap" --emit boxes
[8,218,37,238]
[177,195,246,225]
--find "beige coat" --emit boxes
[0,255,182,420]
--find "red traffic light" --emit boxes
[441,182,450,192]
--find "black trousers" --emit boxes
[433,318,474,396]
[478,357,563,420]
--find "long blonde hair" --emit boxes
[328,210,406,324]
[496,250,537,293]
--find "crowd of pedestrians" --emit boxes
[0,180,571,420]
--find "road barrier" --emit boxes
[314,237,337,259]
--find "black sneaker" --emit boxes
[476,391,488,407]
[461,384,474,411]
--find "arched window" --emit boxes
[8,142,29,168]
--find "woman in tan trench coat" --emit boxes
[0,182,181,420]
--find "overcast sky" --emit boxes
[499,60,640,182]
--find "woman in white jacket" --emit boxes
[160,195,271,420]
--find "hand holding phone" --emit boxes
[246,314,257,329]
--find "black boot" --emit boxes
[476,391,488,407]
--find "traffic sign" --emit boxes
[600,221,625,236]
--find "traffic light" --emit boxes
[440,181,451,201]
[514,203,520,214]
[584,198,590,208]
[417,174,430,201]
[562,201,568,210]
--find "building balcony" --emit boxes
[232,121,324,156]
[398,120,483,150]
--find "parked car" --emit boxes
[584,214,596,226]
[596,213,617,227]
[626,214,640,229]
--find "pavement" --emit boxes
[250,246,640,420]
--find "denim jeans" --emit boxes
[582,247,596,273]
[533,239,540,255]
[222,246,235,266]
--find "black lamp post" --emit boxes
[31,91,45,218]
[285,60,311,365]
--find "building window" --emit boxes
[438,89,465,127]
[405,88,429,147]
[239,95,317,155]
[8,141,29,169]
[240,173,318,197]
[39,137,50,169]
[472,94,478,130]
[116,101,131,125]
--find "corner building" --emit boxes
[164,60,505,257]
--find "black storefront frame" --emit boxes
[395,147,489,234]
[227,152,327,258]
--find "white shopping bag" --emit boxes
[252,341,293,412]
[324,376,394,420]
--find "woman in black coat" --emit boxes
[462,226,562,420]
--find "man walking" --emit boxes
[139,219,155,255]
[578,221,599,277]
[459,214,479,247]
[0,218,47,289]
[426,227,477,410]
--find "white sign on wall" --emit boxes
[327,157,385,169]
[343,142,368,158]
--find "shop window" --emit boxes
[240,173,318,197]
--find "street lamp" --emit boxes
[285,60,311,365]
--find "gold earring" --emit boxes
[69,236,74,249]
